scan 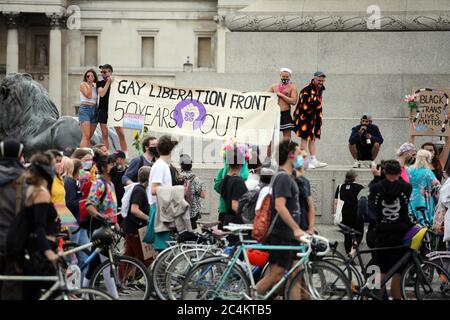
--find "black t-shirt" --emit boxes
[97,80,110,111]
[219,175,248,226]
[369,179,413,244]
[271,171,300,241]
[122,184,149,234]
[294,174,311,230]
[110,166,127,207]
[335,182,364,226]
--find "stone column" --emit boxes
[47,13,63,114]
[214,15,227,73]
[5,12,20,74]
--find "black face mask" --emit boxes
[149,147,159,159]
[281,78,289,85]
[407,157,416,165]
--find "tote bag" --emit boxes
[334,184,344,225]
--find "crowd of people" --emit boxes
[334,141,450,299]
[0,64,449,301]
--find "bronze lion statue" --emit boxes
[0,73,119,156]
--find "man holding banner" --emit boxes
[97,64,128,155]
[267,67,298,141]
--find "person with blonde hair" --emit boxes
[407,149,440,225]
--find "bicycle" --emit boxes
[0,253,113,300]
[181,224,352,300]
[328,223,450,300]
[63,224,151,300]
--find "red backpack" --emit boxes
[251,172,282,243]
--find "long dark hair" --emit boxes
[83,68,98,83]
[421,142,442,173]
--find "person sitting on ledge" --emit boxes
[349,115,383,168]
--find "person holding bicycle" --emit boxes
[369,160,413,300]
[255,140,305,296]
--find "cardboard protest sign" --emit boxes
[138,227,158,261]
[107,77,280,146]
[409,88,450,137]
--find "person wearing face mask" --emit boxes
[110,150,127,213]
[407,149,441,226]
[395,142,417,184]
[122,136,158,186]
[255,140,305,297]
[267,67,299,155]
[293,149,315,235]
[292,71,328,169]
[333,170,365,255]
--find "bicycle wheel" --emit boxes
[321,256,364,299]
[401,260,450,300]
[181,260,250,300]
[90,255,151,300]
[284,261,353,300]
[151,245,182,300]
[49,288,114,300]
[165,248,215,300]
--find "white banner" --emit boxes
[107,77,280,146]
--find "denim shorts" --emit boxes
[79,105,98,124]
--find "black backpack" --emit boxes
[237,187,261,224]
[5,175,29,265]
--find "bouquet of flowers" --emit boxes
[220,137,252,162]
[404,94,418,113]
[132,125,149,155]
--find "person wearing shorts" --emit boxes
[266,67,298,156]
[79,68,98,148]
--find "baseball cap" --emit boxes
[99,64,113,72]
[361,115,372,121]
[313,71,326,78]
[0,138,24,159]
[260,160,277,176]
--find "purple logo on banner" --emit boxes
[173,99,207,130]
[123,113,144,130]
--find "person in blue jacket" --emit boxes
[349,115,383,168]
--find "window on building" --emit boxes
[141,37,155,68]
[197,37,212,68]
[84,36,98,66]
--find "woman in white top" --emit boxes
[79,69,98,148]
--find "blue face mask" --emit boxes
[293,155,304,169]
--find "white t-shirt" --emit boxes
[149,158,172,205]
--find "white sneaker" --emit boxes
[353,160,360,168]
[310,158,327,169]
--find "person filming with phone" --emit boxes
[349,115,383,168]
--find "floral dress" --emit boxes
[407,167,440,226]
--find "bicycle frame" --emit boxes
[211,242,311,300]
